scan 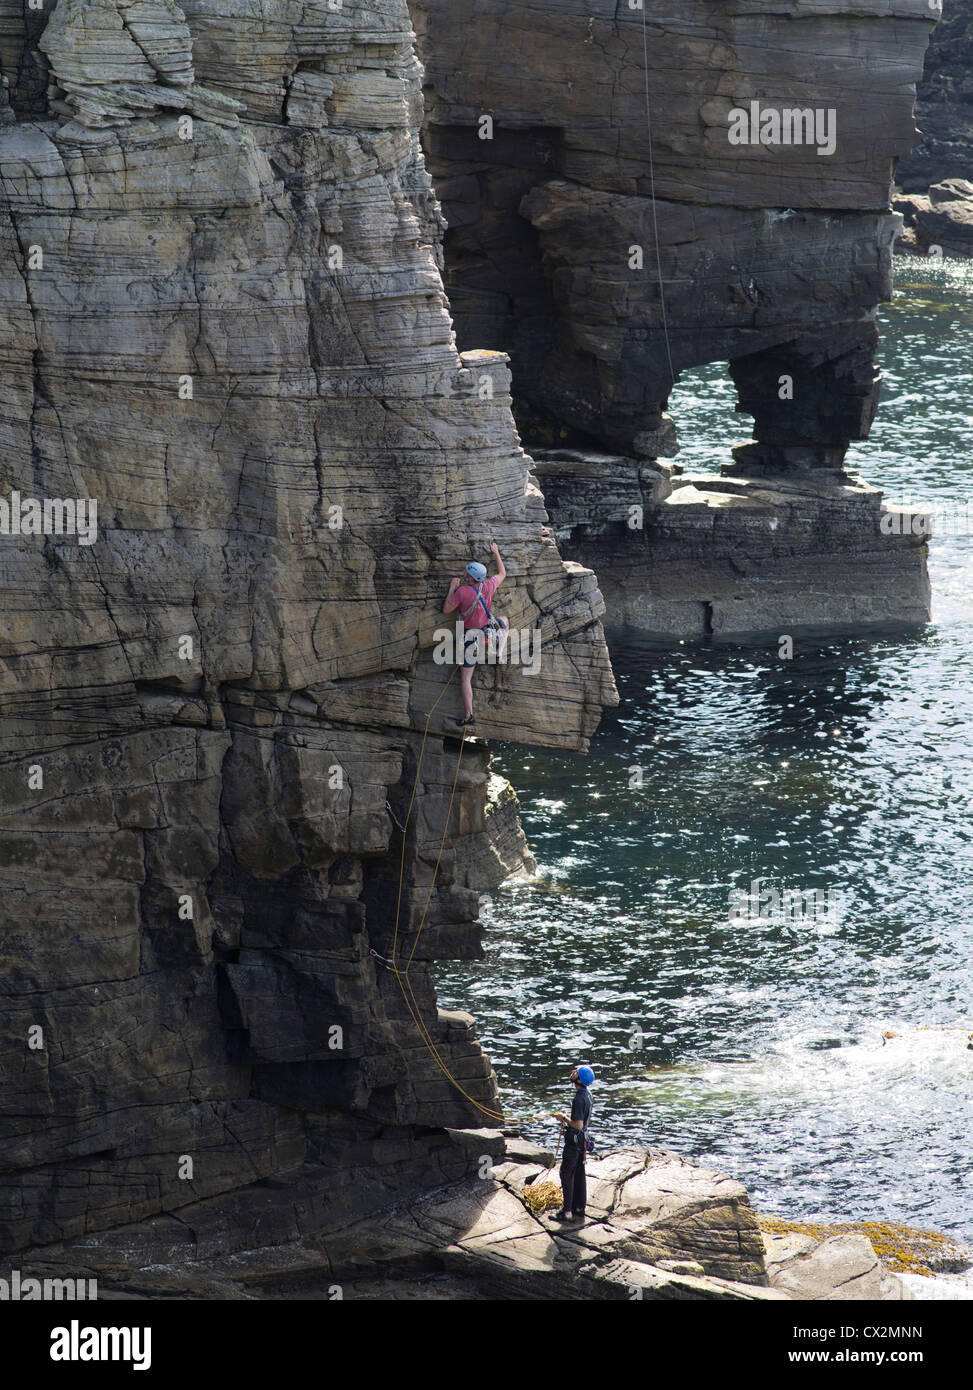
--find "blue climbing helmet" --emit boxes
[465,560,487,582]
[576,1065,595,1087]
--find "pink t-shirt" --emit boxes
[453,575,501,629]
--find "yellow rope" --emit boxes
[385,663,510,1123]
[381,654,564,1142]
[521,1126,564,1213]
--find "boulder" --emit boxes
[763,1230,913,1301]
[894,178,973,258]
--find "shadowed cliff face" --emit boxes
[899,0,973,191]
[893,0,973,258]
[411,0,938,470]
[0,0,616,1252]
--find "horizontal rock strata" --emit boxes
[8,1142,916,1300]
[0,0,615,1255]
[533,450,931,636]
[411,0,936,631]
[896,0,973,195]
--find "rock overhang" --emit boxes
[0,0,616,1255]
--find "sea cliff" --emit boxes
[0,0,951,1297]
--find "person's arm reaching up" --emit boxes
[443,577,461,613]
[490,541,506,584]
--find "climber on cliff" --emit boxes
[550,1064,594,1225]
[443,541,509,726]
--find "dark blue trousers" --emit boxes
[560,1145,587,1215]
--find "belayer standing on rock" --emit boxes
[550,1064,594,1225]
[443,541,509,727]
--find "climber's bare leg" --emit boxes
[459,664,475,720]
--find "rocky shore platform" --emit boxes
[14,1135,966,1301]
[532,452,931,638]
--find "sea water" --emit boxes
[437,255,973,1239]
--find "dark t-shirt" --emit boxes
[565,1085,592,1149]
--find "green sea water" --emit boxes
[437,256,973,1238]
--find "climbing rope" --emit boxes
[521,1125,564,1214]
[379,664,510,1124]
[640,0,677,387]
[369,661,560,1135]
[369,7,669,1138]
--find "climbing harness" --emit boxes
[459,580,504,669]
[460,581,501,631]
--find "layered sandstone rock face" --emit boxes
[898,0,973,191]
[0,0,615,1253]
[532,451,932,635]
[895,0,973,255]
[412,0,937,633]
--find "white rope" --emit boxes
[640,2,677,387]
